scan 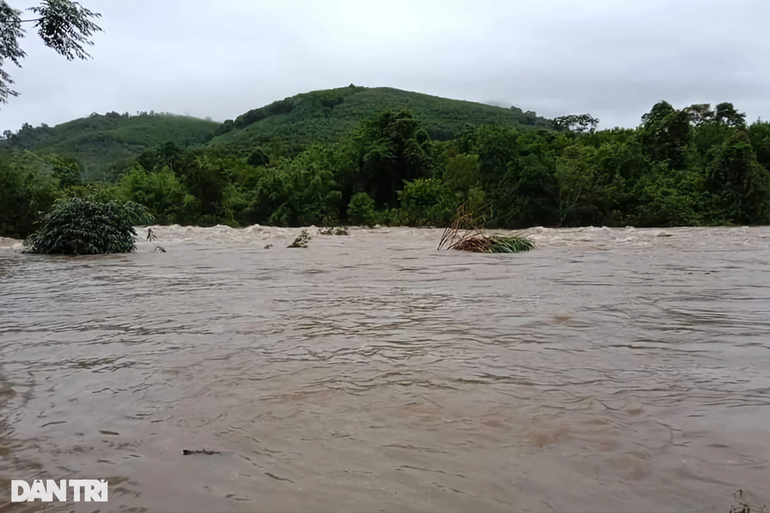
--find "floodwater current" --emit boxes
[0,225,769,513]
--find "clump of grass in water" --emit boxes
[438,205,534,254]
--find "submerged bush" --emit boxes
[23,197,154,255]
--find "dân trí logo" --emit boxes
[11,479,108,502]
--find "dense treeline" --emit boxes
[2,100,770,239]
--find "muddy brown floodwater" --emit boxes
[1,225,769,513]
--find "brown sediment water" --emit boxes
[0,225,768,512]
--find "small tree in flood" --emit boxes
[23,197,154,255]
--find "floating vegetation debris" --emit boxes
[437,205,535,254]
[146,228,156,242]
[154,246,166,253]
[182,449,220,456]
[288,229,311,248]
[319,227,349,236]
[729,489,768,513]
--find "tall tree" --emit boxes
[0,0,101,105]
[351,110,433,208]
[639,101,691,170]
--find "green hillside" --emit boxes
[5,112,219,181]
[207,85,552,153]
[3,86,553,181]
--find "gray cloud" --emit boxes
[2,0,768,132]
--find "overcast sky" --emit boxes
[1,0,768,132]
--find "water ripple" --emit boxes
[1,226,769,512]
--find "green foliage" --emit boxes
[23,196,153,254]
[704,135,770,224]
[48,154,82,188]
[639,101,692,170]
[396,178,456,226]
[0,149,58,238]
[487,236,535,253]
[240,142,343,227]
[28,0,101,60]
[60,181,118,202]
[627,164,705,227]
[351,110,434,208]
[1,0,102,104]
[443,152,481,195]
[347,193,377,227]
[117,164,198,224]
[556,144,621,225]
[117,147,248,227]
[455,126,561,227]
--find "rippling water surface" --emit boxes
[1,225,769,512]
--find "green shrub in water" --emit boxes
[23,197,154,255]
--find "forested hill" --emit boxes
[3,112,219,181]
[2,86,552,180]
[208,85,552,152]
